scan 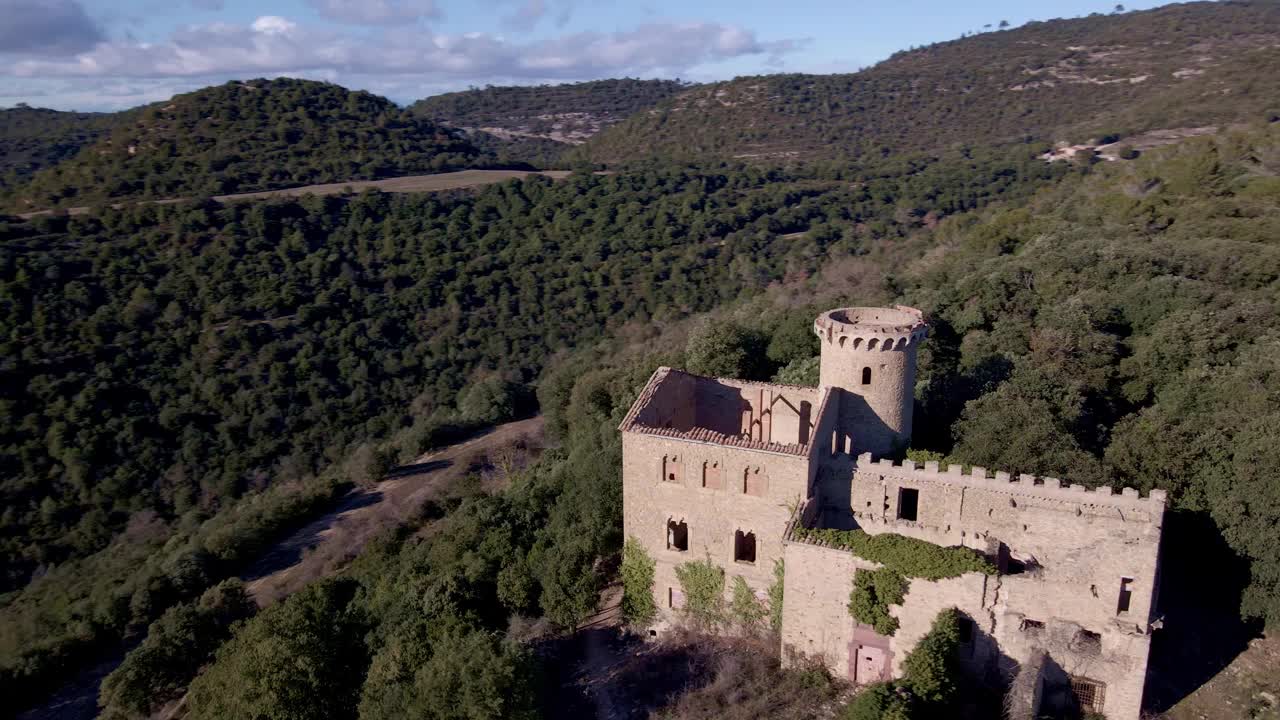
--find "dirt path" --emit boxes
[14,416,544,720]
[16,169,573,219]
[244,415,545,604]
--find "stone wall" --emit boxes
[814,306,927,457]
[780,537,863,674]
[790,455,1165,720]
[619,305,1163,720]
[848,455,1165,633]
[621,431,811,620]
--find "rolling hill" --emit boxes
[0,106,123,191]
[4,78,483,211]
[411,79,689,144]
[410,79,691,167]
[576,1,1280,163]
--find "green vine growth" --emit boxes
[843,608,963,720]
[768,559,785,633]
[792,527,994,634]
[849,567,909,635]
[730,576,767,629]
[620,537,656,625]
[675,556,726,627]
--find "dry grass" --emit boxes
[651,634,843,720]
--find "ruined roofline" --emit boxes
[855,453,1168,511]
[617,366,830,457]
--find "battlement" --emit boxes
[854,453,1168,514]
[814,305,929,350]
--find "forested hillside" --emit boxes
[578,1,1280,163]
[907,125,1280,626]
[3,79,481,211]
[0,106,122,191]
[3,3,1280,718]
[411,79,689,142]
[36,123,1279,720]
[410,79,690,167]
[0,145,1066,710]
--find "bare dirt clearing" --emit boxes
[1161,633,1280,720]
[244,415,545,605]
[16,169,573,219]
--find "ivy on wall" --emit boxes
[621,537,656,625]
[792,528,994,634]
[675,556,726,627]
[769,559,785,633]
[843,609,963,720]
[730,576,767,629]
[793,528,995,580]
[849,567,910,635]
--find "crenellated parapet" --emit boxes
[813,305,929,350]
[853,453,1168,519]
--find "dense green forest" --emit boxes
[577,1,1280,163]
[2,79,483,211]
[3,3,1279,717]
[0,106,123,191]
[905,125,1280,625]
[0,144,1066,710]
[69,122,1280,720]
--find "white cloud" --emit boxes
[250,16,298,36]
[9,16,799,81]
[2,12,805,110]
[306,0,439,26]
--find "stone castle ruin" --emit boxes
[620,306,1164,720]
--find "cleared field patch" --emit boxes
[17,169,574,219]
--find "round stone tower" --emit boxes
[813,306,929,458]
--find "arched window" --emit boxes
[734,530,757,563]
[868,338,879,350]
[743,467,768,497]
[662,455,682,484]
[667,519,689,552]
[861,367,872,385]
[702,461,722,490]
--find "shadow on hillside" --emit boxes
[541,629,716,720]
[385,459,452,478]
[1143,510,1261,714]
[238,488,386,583]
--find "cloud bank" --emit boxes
[0,0,804,110]
[0,0,104,56]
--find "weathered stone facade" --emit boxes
[620,306,1165,720]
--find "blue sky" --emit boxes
[1,0,1177,111]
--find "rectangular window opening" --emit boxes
[734,530,757,564]
[1073,629,1102,656]
[897,487,919,522]
[1117,577,1134,614]
[667,519,689,552]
